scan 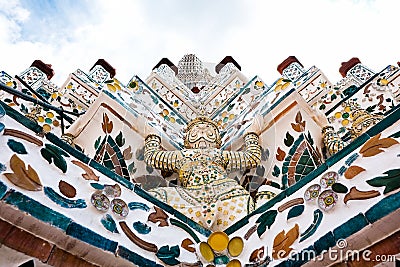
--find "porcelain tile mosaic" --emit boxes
[0,56,400,266]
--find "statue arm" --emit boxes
[223,132,261,172]
[144,134,180,172]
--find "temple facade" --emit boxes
[0,54,399,267]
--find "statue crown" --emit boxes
[184,116,219,133]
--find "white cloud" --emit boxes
[0,0,399,87]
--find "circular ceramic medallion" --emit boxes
[319,172,339,188]
[227,259,242,267]
[199,242,214,262]
[42,124,51,133]
[228,236,244,257]
[320,171,339,188]
[304,184,321,201]
[111,198,129,217]
[91,192,110,211]
[46,111,54,118]
[104,184,121,198]
[318,190,338,211]
[208,231,229,252]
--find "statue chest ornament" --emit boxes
[179,148,227,188]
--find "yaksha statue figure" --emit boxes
[144,116,262,231]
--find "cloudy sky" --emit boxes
[0,0,398,86]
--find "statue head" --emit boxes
[184,116,221,149]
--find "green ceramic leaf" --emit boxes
[284,132,294,147]
[389,130,400,138]
[272,165,280,177]
[151,95,159,104]
[366,178,384,187]
[128,162,136,174]
[7,139,27,154]
[383,180,400,194]
[40,144,69,173]
[270,181,281,189]
[94,136,101,150]
[101,214,119,233]
[343,85,357,96]
[133,221,151,234]
[45,144,69,157]
[128,202,150,212]
[156,245,180,266]
[116,131,125,147]
[170,218,200,243]
[307,131,314,146]
[41,148,53,164]
[383,169,400,178]
[287,205,305,220]
[300,209,323,242]
[367,169,400,194]
[256,210,278,237]
[281,174,288,189]
[90,183,104,190]
[20,104,28,114]
[332,183,348,194]
[366,105,376,113]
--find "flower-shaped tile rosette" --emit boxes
[318,190,338,211]
[103,183,121,198]
[320,171,339,188]
[198,231,244,266]
[91,191,110,211]
[304,184,321,201]
[111,198,129,218]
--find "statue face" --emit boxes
[187,122,219,149]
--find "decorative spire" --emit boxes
[339,57,361,78]
[215,56,241,74]
[152,58,178,75]
[30,60,55,80]
[90,59,116,78]
[277,56,303,75]
[176,54,212,91]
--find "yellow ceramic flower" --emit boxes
[199,232,244,266]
